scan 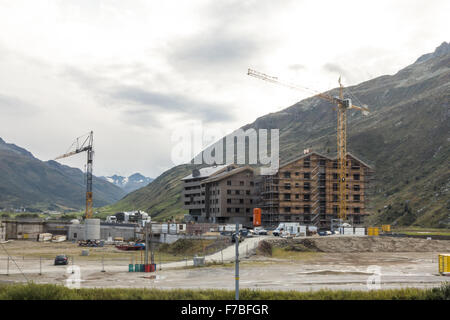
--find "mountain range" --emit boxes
[0,138,126,211]
[100,42,450,228]
[100,173,153,194]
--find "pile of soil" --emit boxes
[266,236,450,253]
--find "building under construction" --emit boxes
[255,151,374,229]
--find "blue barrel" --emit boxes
[140,264,145,272]
[135,264,139,272]
[128,264,134,272]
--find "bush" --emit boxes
[256,241,272,256]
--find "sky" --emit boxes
[0,0,448,178]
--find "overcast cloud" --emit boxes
[0,0,448,178]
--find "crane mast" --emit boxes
[55,131,94,219]
[248,69,369,221]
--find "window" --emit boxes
[333,206,338,214]
[235,190,240,195]
[333,173,339,180]
[227,208,231,213]
[284,193,291,200]
[227,180,232,186]
[246,190,250,195]
[295,194,299,199]
[239,199,244,204]
[304,194,311,201]
[227,199,231,204]
[284,171,291,178]
[284,183,291,190]
[227,190,231,195]
[246,208,250,213]
[304,205,311,213]
[295,183,299,187]
[295,172,299,176]
[284,207,291,213]
[235,208,240,213]
[353,174,360,181]
[319,159,326,166]
[353,194,360,202]
[304,158,310,168]
[240,181,244,186]
[332,161,338,169]
[304,172,311,179]
[354,185,360,191]
[354,207,360,213]
[304,182,310,190]
[333,183,338,191]
[333,194,338,202]
[250,181,254,186]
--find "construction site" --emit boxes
[0,39,449,300]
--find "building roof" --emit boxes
[202,166,254,183]
[181,164,237,181]
[277,151,373,173]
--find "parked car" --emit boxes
[254,227,268,235]
[54,254,69,265]
[239,229,249,237]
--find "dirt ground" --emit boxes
[0,236,449,292]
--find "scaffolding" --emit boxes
[255,153,375,230]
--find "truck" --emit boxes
[272,223,307,237]
[106,216,117,223]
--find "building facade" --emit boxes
[182,164,237,222]
[256,151,374,229]
[181,151,373,229]
[182,165,256,225]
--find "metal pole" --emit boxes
[72,256,74,274]
[7,256,9,276]
[39,257,42,275]
[145,223,149,266]
[101,255,105,272]
[235,222,239,301]
[150,222,154,265]
[221,249,223,264]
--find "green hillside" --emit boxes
[0,138,126,211]
[102,42,450,227]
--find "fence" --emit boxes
[0,241,260,277]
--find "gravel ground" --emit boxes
[0,236,448,292]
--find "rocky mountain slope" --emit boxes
[101,42,450,227]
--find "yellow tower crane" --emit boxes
[55,131,94,219]
[247,69,369,221]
